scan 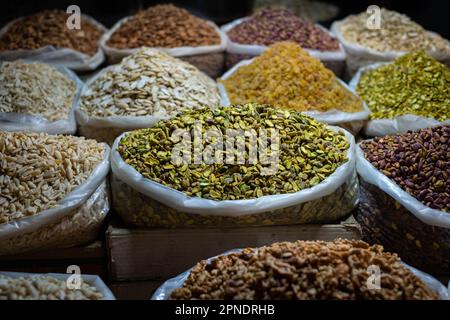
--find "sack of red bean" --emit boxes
[222,8,346,77]
[100,4,226,78]
[331,8,450,78]
[0,10,106,72]
[356,126,450,274]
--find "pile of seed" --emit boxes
[360,126,450,212]
[107,4,221,49]
[118,104,350,201]
[357,52,450,121]
[220,42,363,113]
[339,9,450,53]
[0,61,76,121]
[171,239,439,300]
[0,10,103,56]
[79,48,219,118]
[227,8,339,51]
[0,275,103,300]
[0,131,105,224]
[254,1,339,23]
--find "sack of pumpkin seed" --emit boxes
[218,42,369,136]
[349,52,450,137]
[356,126,450,274]
[0,131,110,256]
[75,47,220,145]
[110,104,357,228]
[331,8,450,78]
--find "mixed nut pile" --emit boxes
[227,8,339,51]
[107,4,221,49]
[118,104,350,201]
[170,239,440,300]
[361,126,450,212]
[0,10,103,56]
[221,42,363,113]
[79,48,219,118]
[0,275,104,300]
[356,52,450,121]
[0,131,105,224]
[0,61,76,121]
[339,9,450,53]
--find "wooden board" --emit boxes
[107,217,361,282]
[0,241,107,279]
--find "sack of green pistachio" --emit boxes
[331,9,450,78]
[355,126,450,274]
[110,104,357,228]
[349,52,450,137]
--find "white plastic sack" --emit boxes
[0,144,110,242]
[0,182,109,256]
[100,16,226,64]
[75,64,173,144]
[330,19,450,78]
[0,61,83,135]
[222,17,346,62]
[111,126,355,217]
[0,271,115,300]
[152,249,450,300]
[356,144,450,229]
[0,15,106,72]
[218,58,370,135]
[349,62,450,137]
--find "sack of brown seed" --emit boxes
[0,10,106,72]
[222,8,346,77]
[100,4,226,78]
[110,104,358,228]
[152,240,449,300]
[356,126,450,274]
[0,271,115,300]
[75,48,220,145]
[331,8,450,78]
[0,60,83,135]
[0,131,110,256]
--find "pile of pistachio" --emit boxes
[118,104,350,201]
[357,52,450,121]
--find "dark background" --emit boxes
[0,0,449,39]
